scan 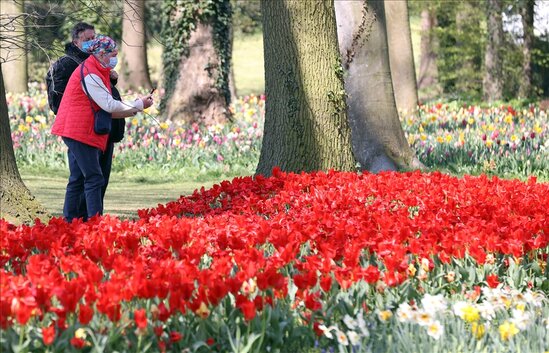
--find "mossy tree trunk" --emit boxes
[0,63,49,224]
[119,0,152,91]
[385,0,418,114]
[417,7,441,100]
[0,0,28,93]
[483,0,503,102]
[162,0,232,125]
[335,0,422,173]
[256,0,356,176]
[518,0,534,99]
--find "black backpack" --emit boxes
[45,55,81,114]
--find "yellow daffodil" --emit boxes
[499,321,519,341]
[471,322,485,339]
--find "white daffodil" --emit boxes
[347,330,360,346]
[396,303,414,323]
[426,320,444,340]
[511,309,531,330]
[415,309,434,327]
[343,314,357,330]
[357,313,370,337]
[478,301,496,321]
[318,324,338,339]
[336,329,349,346]
[421,293,447,315]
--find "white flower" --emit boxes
[511,309,531,330]
[347,330,360,346]
[453,301,468,318]
[478,301,496,321]
[318,324,337,339]
[415,309,433,327]
[396,303,414,323]
[421,293,447,315]
[336,330,349,346]
[426,320,444,340]
[357,313,369,337]
[343,314,357,330]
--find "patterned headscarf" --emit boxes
[87,34,117,55]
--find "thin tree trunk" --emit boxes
[384,0,418,113]
[483,0,503,102]
[256,0,356,176]
[417,7,440,100]
[0,0,28,93]
[0,63,49,224]
[518,0,534,98]
[119,0,152,91]
[335,0,423,173]
[228,22,237,100]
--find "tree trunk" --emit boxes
[518,0,534,99]
[335,0,422,173]
[119,0,152,91]
[0,0,28,93]
[164,22,230,124]
[417,7,441,100]
[228,22,237,100]
[0,64,49,224]
[384,0,418,114]
[483,0,503,102]
[256,0,356,176]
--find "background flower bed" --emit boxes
[1,170,548,352]
[7,85,549,181]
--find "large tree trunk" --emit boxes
[335,0,422,173]
[162,0,232,124]
[0,64,49,224]
[518,0,534,99]
[384,0,418,114]
[417,7,441,100]
[256,0,356,176]
[0,0,28,93]
[119,0,152,91]
[483,0,503,102]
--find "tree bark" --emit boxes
[164,22,230,124]
[0,0,28,93]
[163,0,232,125]
[417,7,441,100]
[518,0,534,99]
[0,63,49,224]
[335,0,422,173]
[119,0,152,91]
[384,0,418,113]
[483,0,503,102]
[256,0,356,176]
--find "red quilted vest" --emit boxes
[51,55,112,152]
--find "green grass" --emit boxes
[21,173,219,219]
[147,32,265,97]
[232,32,265,96]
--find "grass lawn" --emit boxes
[21,173,218,219]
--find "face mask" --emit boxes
[80,40,94,53]
[108,56,118,69]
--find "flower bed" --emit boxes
[7,85,549,180]
[1,170,548,352]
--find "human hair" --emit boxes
[71,22,95,41]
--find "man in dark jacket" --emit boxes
[46,22,96,114]
[46,23,126,221]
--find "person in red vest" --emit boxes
[51,35,154,222]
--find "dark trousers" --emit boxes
[62,137,114,222]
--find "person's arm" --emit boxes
[83,73,143,118]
